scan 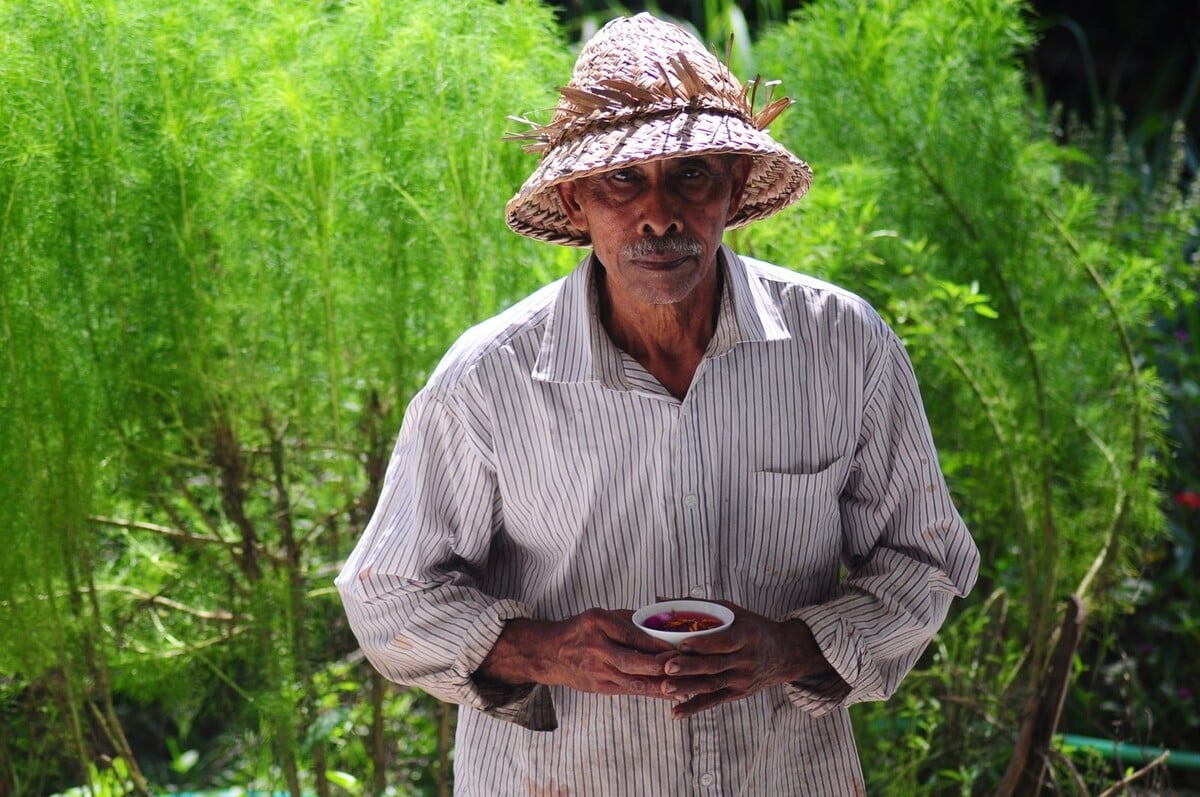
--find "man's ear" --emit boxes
[556,181,590,233]
[726,155,752,223]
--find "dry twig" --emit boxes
[1095,751,1170,797]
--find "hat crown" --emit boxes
[553,14,749,133]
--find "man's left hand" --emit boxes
[659,602,837,719]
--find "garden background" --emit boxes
[1,0,1197,793]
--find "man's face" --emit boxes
[557,154,749,307]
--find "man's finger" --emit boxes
[603,616,676,653]
[608,674,676,700]
[677,628,745,655]
[609,647,674,676]
[671,688,740,719]
[664,652,738,677]
[662,670,742,699]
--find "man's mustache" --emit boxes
[622,236,704,260]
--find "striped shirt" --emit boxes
[336,246,979,796]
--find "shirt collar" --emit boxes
[532,245,791,387]
[713,245,792,351]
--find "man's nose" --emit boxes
[637,184,683,237]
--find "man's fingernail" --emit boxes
[666,662,680,675]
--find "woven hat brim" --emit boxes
[505,109,812,247]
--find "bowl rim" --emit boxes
[632,599,735,642]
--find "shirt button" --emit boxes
[682,493,698,508]
[689,585,706,598]
[700,773,715,787]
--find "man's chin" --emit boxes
[629,284,704,307]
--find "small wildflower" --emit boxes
[1174,490,1200,511]
[1174,328,1190,343]
[1181,686,1193,700]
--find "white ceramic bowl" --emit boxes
[632,600,734,647]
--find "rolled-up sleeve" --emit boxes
[786,327,979,715]
[335,388,555,729]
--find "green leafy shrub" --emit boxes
[749,0,1195,790]
[0,0,568,792]
[1058,116,1200,770]
[3,0,1196,792]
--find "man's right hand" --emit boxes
[474,609,677,699]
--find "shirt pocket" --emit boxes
[737,457,848,595]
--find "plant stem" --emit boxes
[371,671,387,796]
[1039,203,1144,603]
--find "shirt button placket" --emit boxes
[691,704,722,795]
[693,723,721,795]
[676,406,711,601]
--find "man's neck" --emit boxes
[595,262,723,399]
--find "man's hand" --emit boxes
[659,602,839,719]
[475,609,677,699]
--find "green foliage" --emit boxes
[2,0,1197,792]
[0,0,568,791]
[51,757,136,797]
[749,0,1195,789]
[1052,111,1200,770]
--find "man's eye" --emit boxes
[608,170,636,183]
[676,164,716,181]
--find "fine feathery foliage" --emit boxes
[749,0,1195,790]
[2,0,1197,792]
[0,0,569,791]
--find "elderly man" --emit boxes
[337,13,978,795]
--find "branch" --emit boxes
[297,495,368,550]
[995,596,1086,797]
[908,154,1057,580]
[83,584,236,623]
[1074,422,1127,601]
[210,414,262,581]
[123,626,246,659]
[1049,748,1089,796]
[936,340,1031,548]
[1095,751,1170,797]
[90,513,241,549]
[1041,202,1145,602]
[857,68,1059,666]
[165,471,235,542]
[90,514,286,567]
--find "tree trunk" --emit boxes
[371,671,388,796]
[994,594,1085,796]
[437,701,454,797]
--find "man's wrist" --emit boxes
[474,618,555,688]
[777,618,835,683]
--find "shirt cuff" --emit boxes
[473,682,557,731]
[783,605,877,717]
[450,600,559,731]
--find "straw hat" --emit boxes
[504,13,812,247]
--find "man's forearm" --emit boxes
[474,618,556,687]
[777,618,841,685]
[473,609,676,698]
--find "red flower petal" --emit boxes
[1173,490,1200,510]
